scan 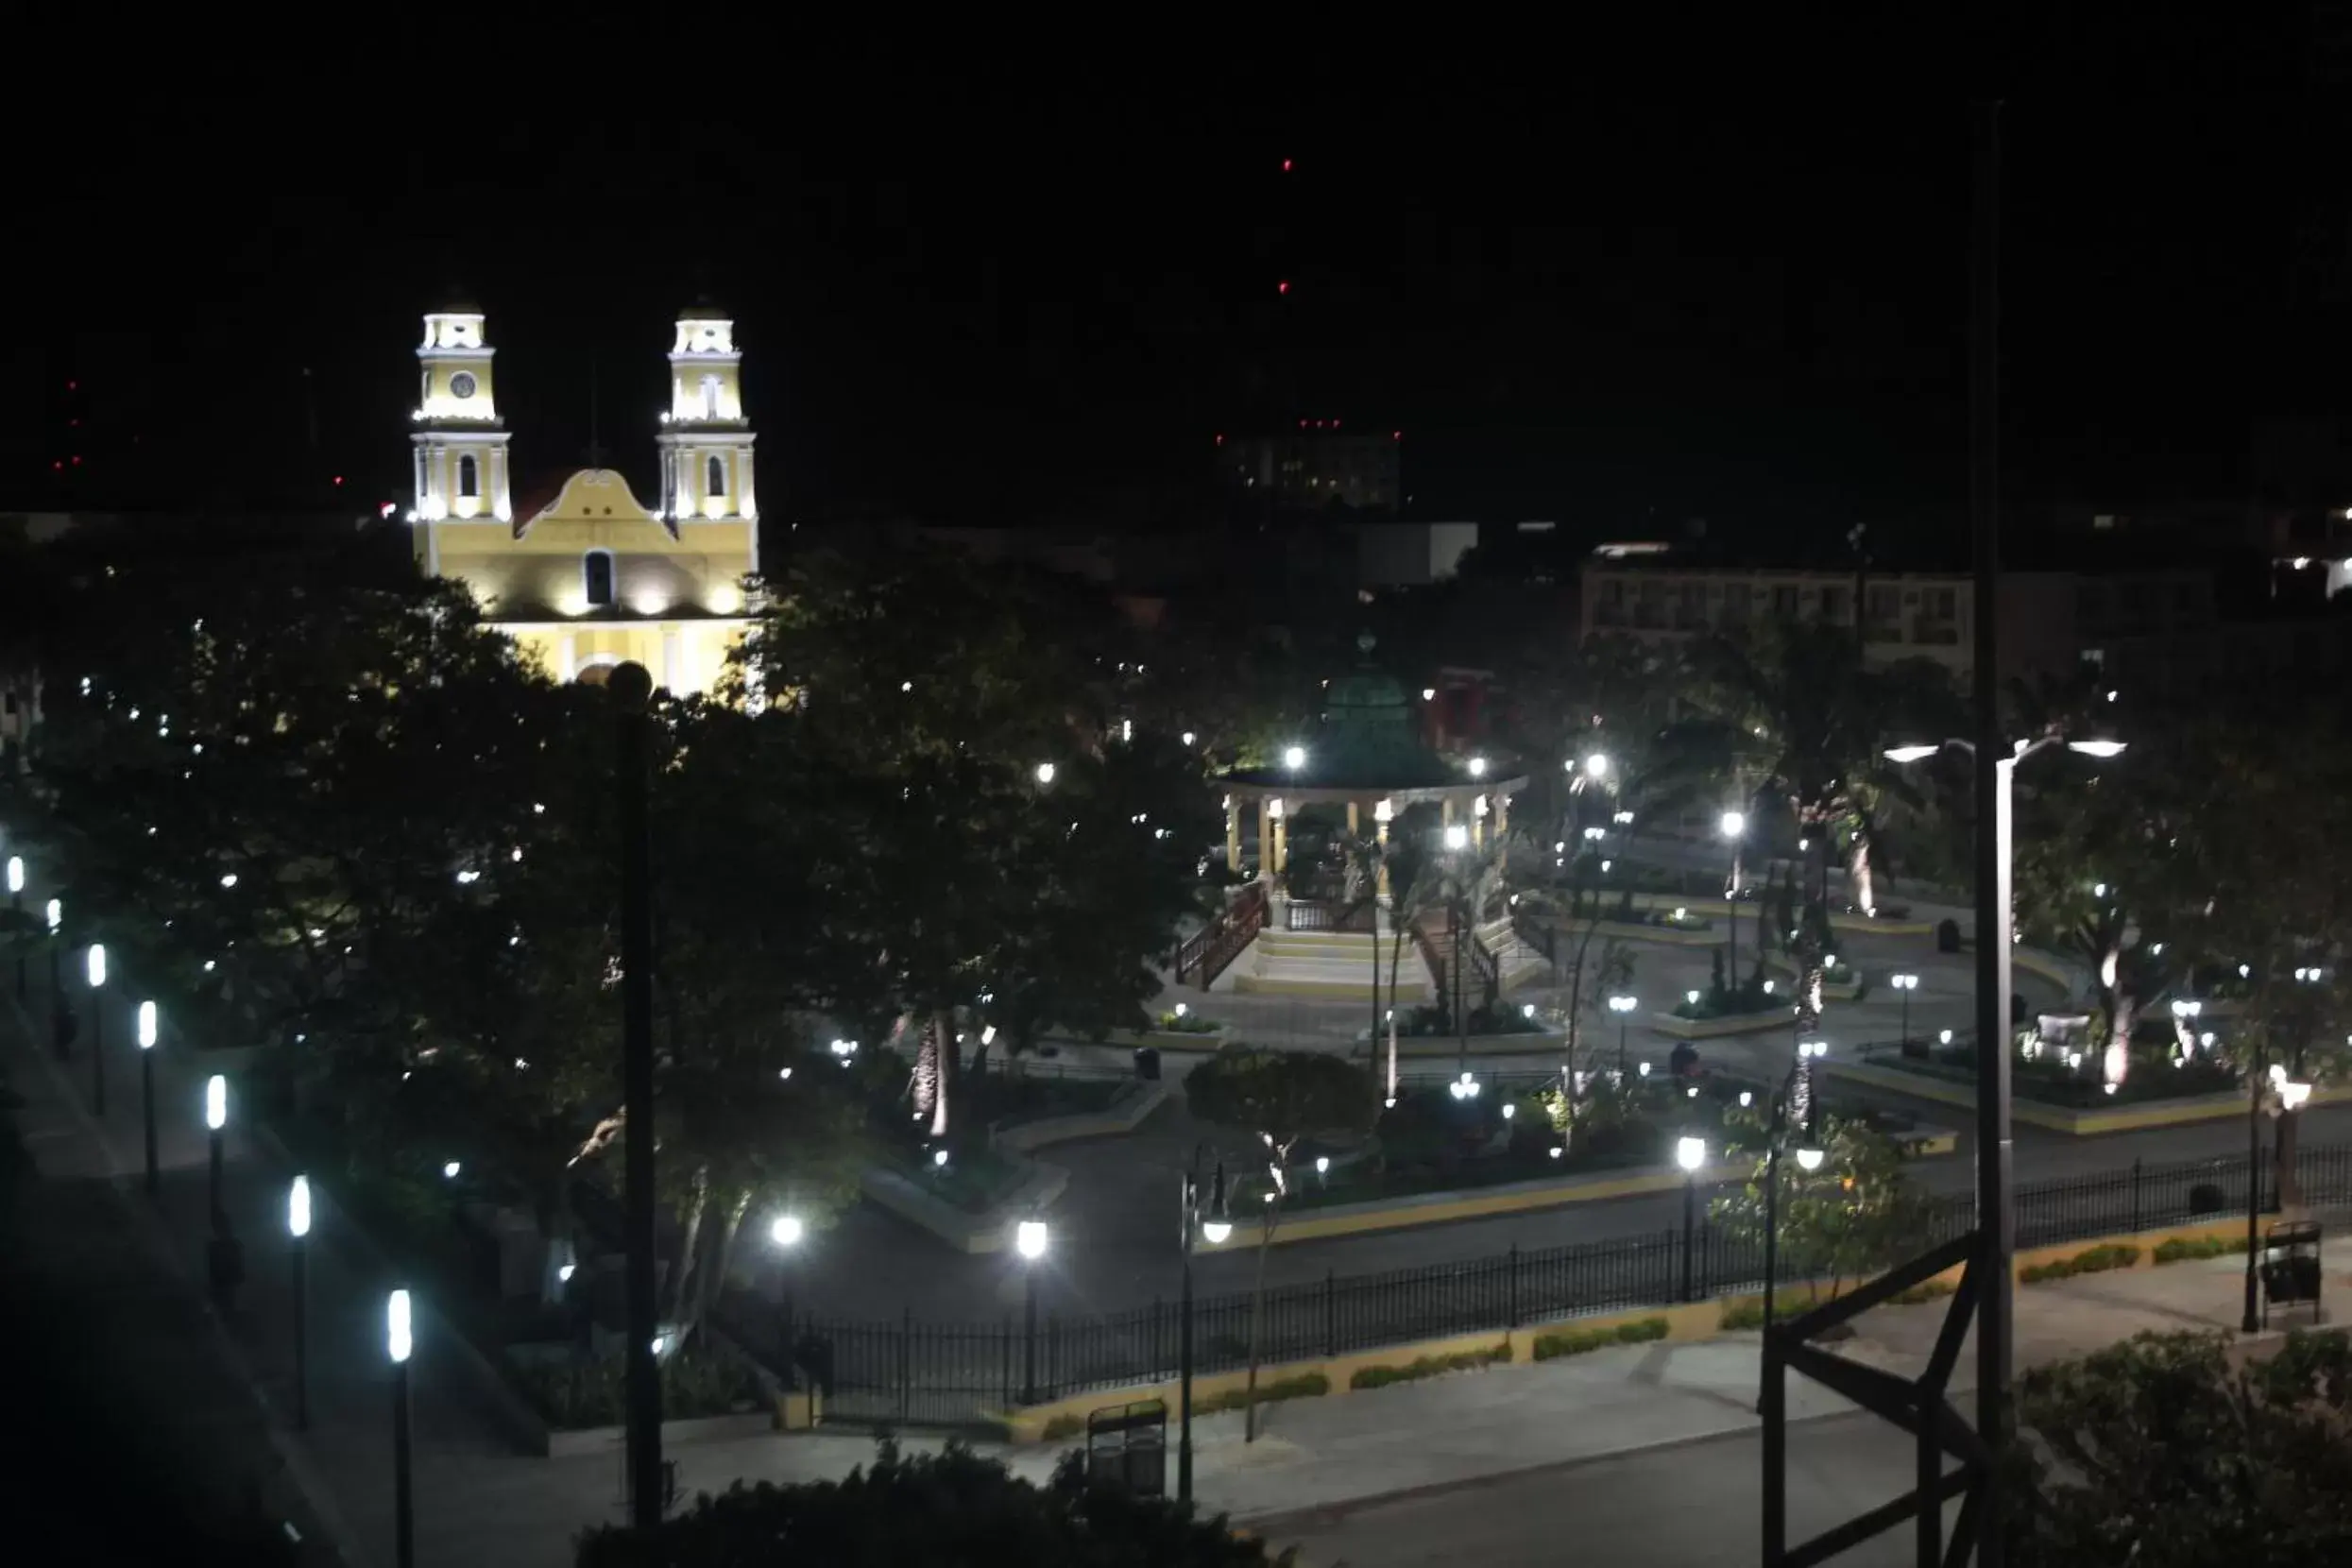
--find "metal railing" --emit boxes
[1172,882,1268,989]
[721,1142,2352,1429]
[1287,899,1377,933]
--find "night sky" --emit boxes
[12,29,2346,555]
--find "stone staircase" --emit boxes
[1223,922,1437,1001]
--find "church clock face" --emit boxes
[449,371,478,400]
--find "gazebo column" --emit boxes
[1346,799,1360,837]
[1494,790,1509,844]
[1473,793,1489,852]
[1256,796,1272,881]
[1440,796,1457,830]
[1374,799,1393,901]
[1270,798,1288,876]
[1225,795,1241,871]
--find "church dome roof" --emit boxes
[679,300,730,320]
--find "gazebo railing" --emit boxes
[1510,909,1555,967]
[1287,899,1378,933]
[1174,882,1268,989]
[1469,926,1502,1011]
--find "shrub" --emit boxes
[1196,1372,1329,1414]
[2154,1234,2250,1265]
[1154,1011,1221,1035]
[1348,1343,1511,1390]
[2020,1243,2141,1284]
[511,1347,764,1430]
[1039,1413,1083,1441]
[1533,1317,1668,1360]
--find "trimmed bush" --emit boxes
[1197,1372,1329,1414]
[511,1348,764,1431]
[1532,1317,1669,1360]
[1721,1278,1953,1330]
[2020,1243,2141,1284]
[1039,1413,1083,1441]
[1348,1343,1511,1390]
[2153,1234,2251,1265]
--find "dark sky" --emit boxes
[11,27,2347,554]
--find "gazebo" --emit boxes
[1219,635,1527,901]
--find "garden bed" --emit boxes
[1866,1041,2239,1111]
[505,1345,770,1447]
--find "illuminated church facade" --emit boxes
[406,304,758,695]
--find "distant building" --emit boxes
[1217,421,1402,517]
[404,304,757,695]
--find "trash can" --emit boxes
[1133,1047,1161,1082]
[1936,918,1962,954]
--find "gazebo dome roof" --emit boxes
[1221,634,1513,793]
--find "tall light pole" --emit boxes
[205,1074,230,1231]
[1676,1135,1707,1302]
[1179,1150,1230,1504]
[388,1287,416,1568]
[85,943,108,1116]
[137,999,160,1193]
[44,896,64,1056]
[6,855,23,1002]
[1016,1219,1049,1405]
[1890,973,1919,1048]
[1719,810,1747,994]
[1609,994,1638,1074]
[289,1174,313,1430]
[768,1212,805,1388]
[609,661,663,1528]
[1443,823,1470,1055]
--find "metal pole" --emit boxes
[775,1259,795,1391]
[2243,1042,2262,1334]
[141,1050,159,1195]
[393,1356,415,1568]
[1680,1171,1696,1302]
[1759,1087,1784,1410]
[611,662,663,1529]
[9,886,20,1003]
[209,1127,226,1234]
[294,1236,310,1431]
[1969,96,2014,1568]
[1179,1172,1196,1504]
[1900,989,1911,1048]
[1619,1018,1628,1076]
[1022,1264,1039,1406]
[90,980,105,1116]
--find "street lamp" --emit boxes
[6,854,23,1002]
[1178,1150,1228,1502]
[44,897,64,1055]
[387,1287,416,1568]
[1583,753,1610,779]
[289,1175,313,1430]
[138,999,160,1193]
[1282,745,1307,772]
[1443,823,1468,852]
[769,1212,805,1389]
[1891,973,1919,1047]
[1609,995,1638,1074]
[1468,756,1488,778]
[1719,810,1747,988]
[1885,729,2127,1503]
[205,1074,229,1229]
[1033,761,1056,786]
[1016,1219,1048,1404]
[86,943,108,1116]
[1676,1136,1708,1302]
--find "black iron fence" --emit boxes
[714,1141,2352,1431]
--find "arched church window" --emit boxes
[584,551,615,609]
[707,455,726,499]
[458,453,479,499]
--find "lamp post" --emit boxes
[205,1074,229,1231]
[1178,1150,1230,1504]
[768,1212,805,1388]
[388,1288,416,1568]
[1442,822,1471,1054]
[6,855,22,1002]
[1886,730,2124,1544]
[1016,1219,1048,1405]
[1719,810,1746,991]
[289,1174,312,1430]
[1609,995,1637,1074]
[86,943,108,1116]
[1890,972,1919,1048]
[44,896,65,1056]
[138,999,159,1194]
[1676,1135,1707,1302]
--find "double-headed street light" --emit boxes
[1178,1150,1230,1503]
[1609,994,1638,1073]
[1890,973,1920,1047]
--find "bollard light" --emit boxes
[205,1074,228,1130]
[289,1174,313,1238]
[1796,1145,1826,1172]
[386,1288,413,1364]
[138,1000,158,1048]
[1015,1219,1049,1260]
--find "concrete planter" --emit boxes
[1650,1008,1790,1041]
[544,1408,774,1460]
[1591,919,1717,947]
[1820,1055,2352,1136]
[989,1082,1168,1155]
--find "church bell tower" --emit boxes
[656,304,757,526]
[410,305,513,524]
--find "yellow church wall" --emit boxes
[503,621,746,695]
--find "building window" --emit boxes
[584,551,615,609]
[707,455,726,499]
[458,454,479,499]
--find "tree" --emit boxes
[1709,1112,1935,1306]
[1185,1048,1377,1440]
[576,1440,1295,1567]
[2006,1330,2352,1565]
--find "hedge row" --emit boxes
[2020,1243,2140,1284]
[1532,1317,1670,1360]
[1349,1343,1512,1391]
